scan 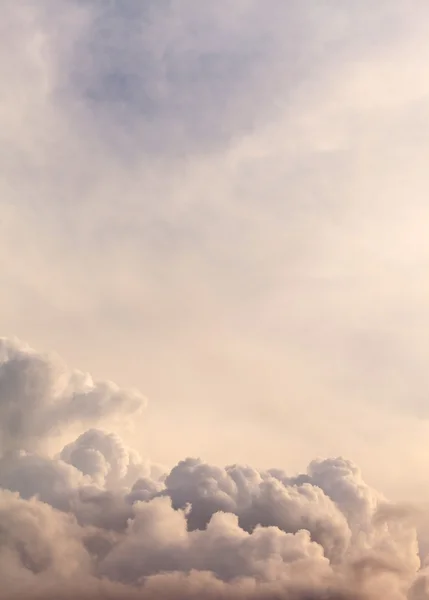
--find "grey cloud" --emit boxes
[0,451,134,532]
[0,451,85,510]
[0,489,90,583]
[31,0,415,158]
[159,457,356,561]
[0,408,419,600]
[60,428,150,488]
[98,496,330,584]
[0,338,146,455]
[0,337,421,596]
[59,0,286,154]
[0,337,421,600]
[129,476,166,503]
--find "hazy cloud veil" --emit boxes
[1,1,429,599]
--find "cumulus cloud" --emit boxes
[60,428,150,488]
[0,489,90,584]
[0,337,146,455]
[0,337,427,600]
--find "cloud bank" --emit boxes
[0,337,428,600]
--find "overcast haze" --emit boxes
[1,1,429,496]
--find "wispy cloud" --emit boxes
[0,1,428,496]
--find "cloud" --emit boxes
[60,428,150,488]
[0,338,146,455]
[1,0,429,493]
[0,336,427,600]
[0,488,90,584]
[160,457,351,562]
[1,0,429,596]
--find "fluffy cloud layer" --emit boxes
[0,338,428,600]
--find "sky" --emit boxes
[1,0,429,500]
[2,2,429,599]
